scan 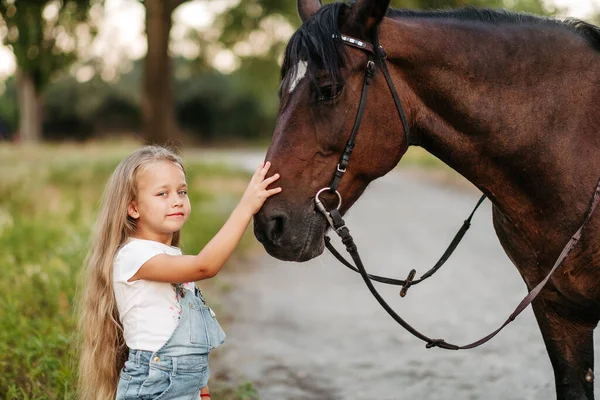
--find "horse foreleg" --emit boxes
[531,300,596,400]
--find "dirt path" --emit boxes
[199,151,599,400]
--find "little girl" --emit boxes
[78,145,281,399]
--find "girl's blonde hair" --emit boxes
[78,145,185,400]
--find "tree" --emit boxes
[139,0,192,145]
[0,0,102,143]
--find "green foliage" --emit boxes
[0,0,103,91]
[42,74,140,140]
[175,68,271,142]
[0,144,250,399]
[230,56,281,118]
[0,59,274,141]
[0,73,141,141]
[217,0,300,48]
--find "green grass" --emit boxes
[209,382,260,400]
[0,143,259,399]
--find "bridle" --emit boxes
[314,29,600,350]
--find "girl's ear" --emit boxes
[127,202,139,219]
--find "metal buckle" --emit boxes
[400,269,416,298]
[337,164,346,173]
[366,61,376,78]
[315,187,343,229]
[335,224,347,233]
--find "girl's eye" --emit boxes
[157,192,167,197]
[178,190,188,196]
[316,84,343,102]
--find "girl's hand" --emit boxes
[239,161,282,216]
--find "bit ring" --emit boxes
[315,187,342,210]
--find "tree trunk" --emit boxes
[142,0,180,146]
[16,69,41,144]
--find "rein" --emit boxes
[317,31,600,350]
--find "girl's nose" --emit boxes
[172,197,184,207]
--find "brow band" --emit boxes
[332,34,376,54]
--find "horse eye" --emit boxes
[317,84,343,102]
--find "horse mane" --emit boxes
[389,7,600,52]
[281,2,600,93]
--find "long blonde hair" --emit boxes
[78,145,185,400]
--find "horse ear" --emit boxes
[346,0,391,36]
[298,0,322,22]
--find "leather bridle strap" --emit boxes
[328,52,376,192]
[327,31,486,294]
[372,33,415,147]
[326,178,600,350]
[329,34,413,192]
[325,194,486,293]
[329,30,414,193]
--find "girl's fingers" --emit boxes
[266,187,282,196]
[250,163,263,184]
[261,173,280,187]
[258,161,271,179]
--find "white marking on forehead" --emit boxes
[289,60,308,93]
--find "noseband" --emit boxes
[315,30,600,350]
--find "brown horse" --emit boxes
[253,0,600,398]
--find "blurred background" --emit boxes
[1,1,599,399]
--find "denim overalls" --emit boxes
[116,286,226,400]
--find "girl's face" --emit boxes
[128,160,191,245]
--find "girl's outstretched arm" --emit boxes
[129,162,281,283]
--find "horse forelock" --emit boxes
[280,2,348,99]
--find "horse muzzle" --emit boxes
[253,203,326,262]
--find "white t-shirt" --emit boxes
[113,238,195,352]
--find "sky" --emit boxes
[0,0,598,81]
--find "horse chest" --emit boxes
[491,206,542,286]
[492,206,600,310]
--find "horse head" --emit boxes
[254,0,411,261]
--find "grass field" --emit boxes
[0,143,259,399]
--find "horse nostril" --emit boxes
[267,214,287,243]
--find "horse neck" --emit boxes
[381,17,600,225]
